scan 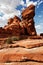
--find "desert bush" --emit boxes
[4,36,24,44]
[5,38,12,44]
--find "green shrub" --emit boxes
[5,36,23,44]
[5,38,12,44]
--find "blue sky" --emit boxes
[0,0,43,34]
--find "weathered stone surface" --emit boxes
[21,4,37,36]
[19,22,25,35]
[8,18,13,25]
[22,4,35,14]
[4,16,21,36]
[0,39,43,49]
[27,19,36,35]
[29,36,43,39]
[0,28,10,37]
[22,10,35,19]
[0,47,43,62]
[0,62,43,65]
[21,19,36,35]
[11,39,43,48]
[22,4,35,19]
[6,24,20,36]
[0,27,5,33]
[13,16,21,22]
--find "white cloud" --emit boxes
[0,0,25,18]
[26,0,37,7]
[0,0,21,14]
[0,0,23,27]
[35,25,41,29]
[20,0,24,6]
[20,0,26,7]
[0,17,7,27]
[0,0,21,8]
[26,0,43,7]
[2,10,21,20]
[35,23,43,34]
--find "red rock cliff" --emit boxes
[0,4,37,37]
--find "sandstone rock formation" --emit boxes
[4,16,21,36]
[22,4,35,19]
[0,4,37,37]
[21,4,36,36]
[8,18,13,25]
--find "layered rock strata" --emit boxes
[0,47,43,62]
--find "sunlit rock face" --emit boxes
[7,18,13,25]
[22,4,35,19]
[4,16,21,36]
[0,4,37,37]
[21,4,37,36]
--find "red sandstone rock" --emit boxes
[0,27,5,33]
[27,24,36,36]
[4,16,21,36]
[22,10,35,19]
[0,62,43,65]
[21,19,36,35]
[8,18,13,25]
[12,39,43,48]
[22,4,35,19]
[0,4,37,37]
[0,47,43,62]
[19,22,25,35]
[13,16,21,22]
[22,4,35,14]
[21,4,36,36]
[0,39,43,49]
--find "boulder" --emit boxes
[22,4,35,19]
